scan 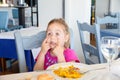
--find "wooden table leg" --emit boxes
[0,58,6,72]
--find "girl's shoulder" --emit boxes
[64,48,80,62]
[64,48,76,54]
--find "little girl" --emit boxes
[34,18,80,70]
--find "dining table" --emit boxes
[0,58,120,80]
[0,27,44,71]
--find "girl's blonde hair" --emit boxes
[47,18,70,48]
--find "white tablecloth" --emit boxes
[0,59,120,80]
[82,59,120,80]
[0,27,44,39]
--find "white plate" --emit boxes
[47,62,88,72]
[47,62,91,80]
[47,62,116,80]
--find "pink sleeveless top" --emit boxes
[44,48,80,70]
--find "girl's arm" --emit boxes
[57,52,66,63]
[33,51,45,70]
[34,37,50,70]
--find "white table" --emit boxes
[0,27,45,71]
[0,27,43,39]
[0,59,120,80]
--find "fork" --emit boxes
[81,67,106,74]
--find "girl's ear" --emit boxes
[64,34,70,48]
[65,34,69,42]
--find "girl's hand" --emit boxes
[52,39,66,62]
[34,37,50,70]
[52,39,64,57]
[40,37,50,55]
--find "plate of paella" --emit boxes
[47,62,89,79]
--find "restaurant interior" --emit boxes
[0,0,120,80]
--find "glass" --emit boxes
[100,36,120,79]
[101,36,119,71]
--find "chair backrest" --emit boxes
[96,15,119,29]
[69,28,74,49]
[12,9,19,19]
[0,11,9,32]
[14,31,46,72]
[77,21,103,64]
[12,9,19,25]
[14,28,74,72]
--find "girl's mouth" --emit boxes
[50,42,57,48]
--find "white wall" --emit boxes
[38,0,63,30]
[95,0,109,17]
[111,0,120,13]
[96,0,120,17]
[65,0,91,63]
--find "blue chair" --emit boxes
[14,31,46,72]
[12,9,19,25]
[0,11,9,32]
[96,14,119,29]
[69,28,74,49]
[0,11,23,32]
[77,21,104,64]
[14,28,74,72]
[11,9,23,29]
[12,9,19,19]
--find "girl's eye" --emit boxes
[47,33,51,36]
[56,32,59,36]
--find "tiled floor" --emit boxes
[0,61,19,75]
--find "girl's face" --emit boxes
[46,23,68,49]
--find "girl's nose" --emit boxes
[50,34,56,40]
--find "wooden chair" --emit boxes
[77,21,104,64]
[96,14,119,29]
[69,28,74,49]
[11,9,23,29]
[14,31,46,72]
[0,11,9,32]
[12,9,19,19]
[14,28,74,72]
[12,8,19,25]
[0,11,23,32]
